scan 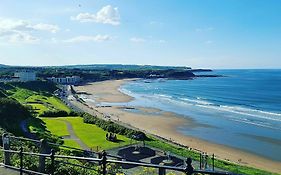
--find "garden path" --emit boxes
[60,119,89,150]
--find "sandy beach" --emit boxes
[73,79,281,173]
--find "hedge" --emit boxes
[82,113,146,140]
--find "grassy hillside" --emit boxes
[0,80,71,141]
[10,88,70,115]
[26,95,71,115]
[3,81,130,150]
[0,81,71,115]
[58,64,191,70]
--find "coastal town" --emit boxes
[1,65,280,175]
[1,1,280,174]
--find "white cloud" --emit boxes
[0,18,59,44]
[64,35,113,43]
[7,31,39,44]
[130,37,166,44]
[71,5,120,25]
[0,18,59,33]
[32,23,59,33]
[0,19,29,33]
[196,27,214,32]
[130,37,146,43]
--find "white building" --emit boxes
[14,71,36,82]
[47,76,81,84]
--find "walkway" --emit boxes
[61,120,89,150]
[19,119,37,139]
[0,165,26,175]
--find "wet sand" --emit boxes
[73,79,281,173]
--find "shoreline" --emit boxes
[73,79,281,173]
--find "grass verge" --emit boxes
[42,117,131,150]
[41,118,69,137]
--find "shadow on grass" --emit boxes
[112,139,125,143]
[27,117,63,144]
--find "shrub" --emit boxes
[40,110,68,117]
[69,110,81,116]
[0,98,32,134]
[82,113,147,140]
[10,80,58,93]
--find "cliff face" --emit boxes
[165,70,195,79]
[190,69,212,72]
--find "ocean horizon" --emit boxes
[115,69,281,162]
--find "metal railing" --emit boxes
[1,134,238,175]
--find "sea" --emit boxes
[118,69,281,162]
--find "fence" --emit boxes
[1,133,238,175]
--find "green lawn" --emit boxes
[42,117,131,150]
[28,118,44,134]
[30,104,49,115]
[26,94,70,113]
[10,88,34,103]
[63,139,81,149]
[9,87,71,115]
[41,118,69,137]
[47,97,71,113]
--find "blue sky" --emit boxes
[0,0,280,68]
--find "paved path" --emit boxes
[0,166,27,175]
[20,117,89,151]
[60,119,89,150]
[19,119,37,139]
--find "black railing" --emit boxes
[1,134,238,175]
[8,135,122,160]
